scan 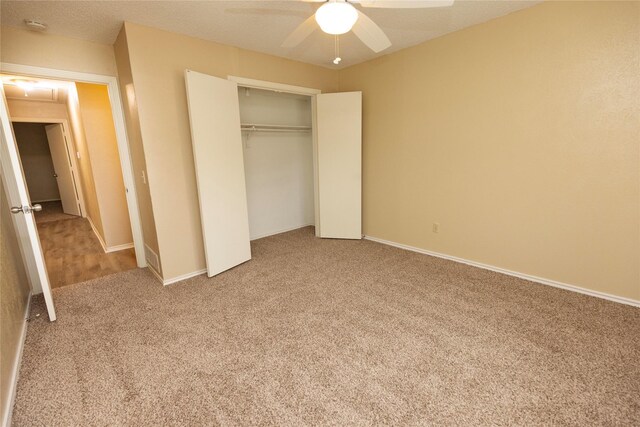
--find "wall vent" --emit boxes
[144,244,160,273]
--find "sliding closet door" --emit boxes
[184,70,251,276]
[315,92,362,239]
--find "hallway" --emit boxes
[35,201,137,289]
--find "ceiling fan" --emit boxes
[282,0,455,58]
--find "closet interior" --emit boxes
[238,86,315,241]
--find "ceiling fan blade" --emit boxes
[281,15,318,48]
[351,10,391,53]
[355,0,454,8]
[224,8,310,18]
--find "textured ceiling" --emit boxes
[1,1,541,69]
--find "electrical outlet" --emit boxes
[432,223,440,233]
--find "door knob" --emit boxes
[53,173,58,178]
[10,204,42,214]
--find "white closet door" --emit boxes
[184,70,251,276]
[315,91,362,239]
[45,124,80,216]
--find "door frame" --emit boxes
[1,62,147,268]
[11,118,87,218]
[227,76,323,235]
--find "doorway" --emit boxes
[4,75,137,289]
[12,122,83,219]
[185,72,362,277]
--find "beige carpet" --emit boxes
[12,227,640,426]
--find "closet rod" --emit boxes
[240,123,311,133]
[241,127,310,133]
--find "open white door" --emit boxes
[184,70,251,277]
[0,87,56,321]
[45,124,80,216]
[315,92,362,239]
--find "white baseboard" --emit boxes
[2,292,31,427]
[163,269,207,286]
[364,235,640,308]
[86,216,108,253]
[31,198,61,203]
[145,264,207,287]
[105,242,134,253]
[250,223,314,241]
[86,217,134,254]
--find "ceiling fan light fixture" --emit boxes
[24,19,48,32]
[9,78,38,91]
[315,2,359,35]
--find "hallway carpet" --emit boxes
[12,227,640,426]
[33,201,78,224]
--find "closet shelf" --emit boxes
[241,123,311,133]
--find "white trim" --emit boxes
[87,215,108,253]
[364,235,640,308]
[87,217,133,254]
[162,269,207,286]
[311,97,320,237]
[1,62,147,268]
[105,242,134,253]
[2,292,31,427]
[228,76,321,96]
[30,198,61,203]
[10,117,87,217]
[250,223,314,241]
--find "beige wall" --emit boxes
[4,4,631,301]
[1,26,117,76]
[67,84,104,238]
[113,28,160,272]
[120,22,339,279]
[339,1,640,300]
[75,82,133,248]
[0,178,31,423]
[12,122,60,202]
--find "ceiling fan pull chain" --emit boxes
[333,35,342,65]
